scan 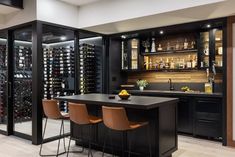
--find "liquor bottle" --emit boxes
[175,40,180,50]
[159,58,165,69]
[192,56,197,68]
[191,41,196,49]
[149,59,152,70]
[151,38,156,52]
[165,58,170,69]
[167,42,171,51]
[170,58,175,69]
[186,55,192,68]
[183,38,188,49]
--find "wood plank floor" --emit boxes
[0,134,235,157]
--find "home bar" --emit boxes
[1,1,235,157]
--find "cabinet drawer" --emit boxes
[195,119,221,138]
[195,98,222,113]
[196,112,221,121]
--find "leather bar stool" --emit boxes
[40,99,69,157]
[67,103,102,157]
[102,106,152,157]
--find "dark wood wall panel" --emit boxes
[227,16,235,147]
[128,71,223,83]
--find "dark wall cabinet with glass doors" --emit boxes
[120,28,224,72]
[199,28,224,70]
[121,38,142,71]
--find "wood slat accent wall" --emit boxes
[227,16,235,147]
[128,71,222,83]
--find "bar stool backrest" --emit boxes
[42,99,62,119]
[102,106,130,131]
[68,103,90,125]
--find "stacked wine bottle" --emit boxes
[79,43,97,94]
[0,44,7,124]
[43,46,75,112]
[14,45,32,122]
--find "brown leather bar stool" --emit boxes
[67,103,102,157]
[40,99,69,157]
[102,106,152,157]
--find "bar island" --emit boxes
[56,94,179,157]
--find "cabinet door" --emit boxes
[194,98,222,138]
[121,39,139,71]
[199,31,210,68]
[129,39,139,70]
[177,97,193,134]
[214,29,223,68]
[121,40,128,70]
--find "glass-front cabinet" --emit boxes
[200,31,210,68]
[0,31,7,132]
[214,29,223,67]
[121,38,140,70]
[120,27,224,72]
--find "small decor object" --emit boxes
[204,46,209,55]
[218,47,223,55]
[136,79,148,91]
[151,38,156,52]
[142,40,150,53]
[181,86,190,92]
[157,44,163,51]
[118,90,130,100]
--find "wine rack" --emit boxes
[79,43,101,94]
[43,46,75,112]
[0,44,7,124]
[14,46,32,122]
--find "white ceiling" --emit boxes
[0,4,21,14]
[81,0,235,34]
[60,0,103,6]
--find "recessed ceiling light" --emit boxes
[121,35,126,39]
[60,36,66,41]
[206,24,211,28]
[159,30,164,35]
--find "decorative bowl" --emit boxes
[118,94,130,100]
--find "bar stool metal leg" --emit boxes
[56,120,64,157]
[102,128,108,157]
[88,125,93,157]
[128,131,132,157]
[39,118,48,156]
[122,131,125,157]
[39,118,66,157]
[147,125,152,157]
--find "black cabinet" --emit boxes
[177,97,193,134]
[129,91,223,139]
[194,98,222,138]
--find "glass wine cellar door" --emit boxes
[13,27,33,137]
[0,31,8,133]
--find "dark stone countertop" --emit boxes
[121,90,223,98]
[55,93,179,110]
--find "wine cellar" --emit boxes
[0,22,105,144]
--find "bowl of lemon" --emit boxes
[118,90,130,100]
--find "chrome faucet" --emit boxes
[168,78,174,91]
